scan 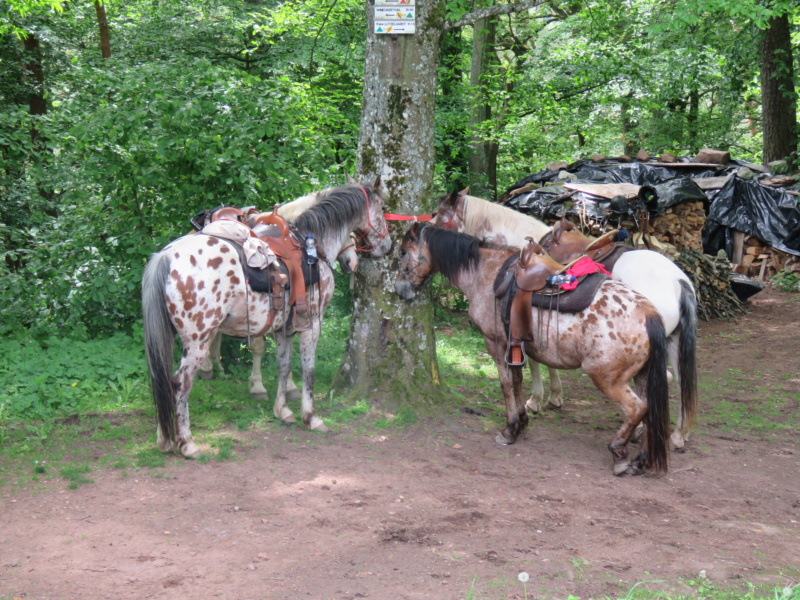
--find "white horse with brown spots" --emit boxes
[200,191,360,401]
[142,181,391,457]
[395,223,671,476]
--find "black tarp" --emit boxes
[703,176,800,257]
[504,158,800,259]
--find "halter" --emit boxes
[353,185,390,253]
[437,192,466,231]
[400,225,434,288]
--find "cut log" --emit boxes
[694,148,731,164]
[563,182,641,199]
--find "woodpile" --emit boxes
[732,235,799,282]
[648,201,706,253]
[674,249,748,321]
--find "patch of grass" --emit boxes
[59,464,93,489]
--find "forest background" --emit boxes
[1,0,798,424]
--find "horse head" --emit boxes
[335,233,359,274]
[431,186,469,231]
[351,175,392,257]
[395,222,432,300]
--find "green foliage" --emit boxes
[0,331,147,423]
[771,270,800,293]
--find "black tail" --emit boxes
[645,313,670,474]
[678,279,698,432]
[141,252,177,445]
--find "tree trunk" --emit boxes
[620,91,638,156]
[23,32,46,143]
[759,12,797,167]
[95,0,112,59]
[467,16,497,199]
[332,1,447,405]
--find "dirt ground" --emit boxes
[1,286,799,600]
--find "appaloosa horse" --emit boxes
[395,223,671,476]
[200,190,361,401]
[434,189,697,448]
[142,180,391,457]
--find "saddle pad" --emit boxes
[205,235,282,294]
[530,272,608,313]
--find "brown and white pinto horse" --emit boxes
[434,190,698,449]
[395,224,671,476]
[142,181,391,457]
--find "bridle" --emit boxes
[399,225,433,289]
[353,185,390,253]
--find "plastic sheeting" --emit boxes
[703,176,800,257]
[505,160,711,225]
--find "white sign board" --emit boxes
[374,0,414,5]
[375,20,416,34]
[375,6,415,19]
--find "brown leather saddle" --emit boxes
[494,239,607,366]
[252,207,318,331]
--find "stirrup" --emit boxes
[292,302,312,332]
[506,341,526,367]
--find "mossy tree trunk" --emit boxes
[331,0,448,405]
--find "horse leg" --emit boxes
[297,324,327,432]
[667,335,686,449]
[590,374,648,476]
[486,339,527,444]
[170,342,211,458]
[248,335,269,399]
[525,362,545,413]
[199,331,223,380]
[272,329,296,425]
[545,367,563,409]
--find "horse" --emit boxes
[431,191,563,413]
[142,180,391,457]
[200,191,361,403]
[395,223,671,476]
[434,189,698,449]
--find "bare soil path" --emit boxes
[1,286,799,600]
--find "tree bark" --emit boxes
[468,16,497,199]
[759,12,797,167]
[23,32,46,143]
[332,0,447,404]
[95,0,112,59]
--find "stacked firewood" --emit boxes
[733,235,798,282]
[649,201,706,253]
[674,249,748,320]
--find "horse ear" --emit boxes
[458,187,469,197]
[445,188,460,206]
[346,173,357,185]
[373,174,382,190]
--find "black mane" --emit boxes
[422,227,480,280]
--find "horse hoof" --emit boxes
[182,441,201,459]
[545,398,563,410]
[494,433,515,446]
[249,390,269,400]
[525,399,542,413]
[613,462,644,476]
[286,389,302,402]
[670,430,685,450]
[277,406,296,424]
[308,416,328,432]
